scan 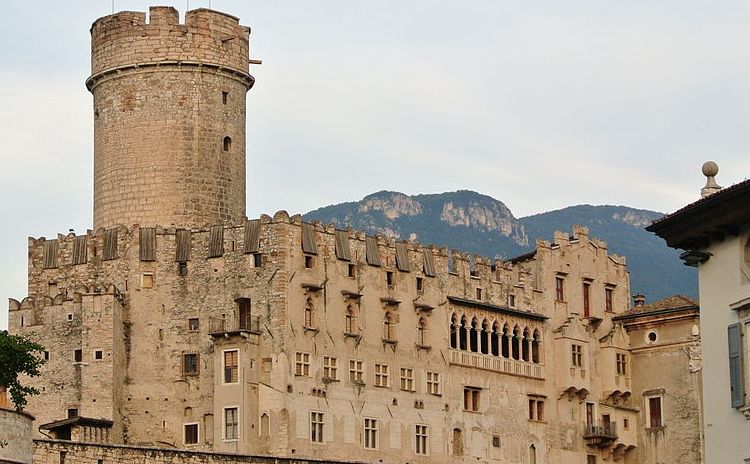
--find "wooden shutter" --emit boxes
[334,230,351,261]
[43,240,58,269]
[395,242,411,272]
[72,236,87,265]
[423,249,436,277]
[139,227,156,261]
[103,229,118,261]
[208,225,224,258]
[729,323,745,408]
[244,219,261,254]
[365,236,381,266]
[175,229,191,262]
[301,223,317,255]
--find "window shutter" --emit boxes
[395,242,411,272]
[728,323,745,408]
[208,225,224,258]
[72,236,87,265]
[43,240,58,269]
[103,229,118,261]
[423,249,436,277]
[334,230,351,261]
[139,227,156,261]
[175,229,191,262]
[244,219,261,254]
[301,223,317,255]
[365,236,381,267]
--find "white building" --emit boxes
[647,162,750,463]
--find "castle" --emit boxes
[8,6,703,464]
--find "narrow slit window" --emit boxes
[223,136,232,152]
[222,91,229,105]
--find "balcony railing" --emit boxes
[208,314,261,336]
[449,349,544,379]
[583,421,618,447]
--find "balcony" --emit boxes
[448,349,544,379]
[208,314,261,338]
[583,421,617,448]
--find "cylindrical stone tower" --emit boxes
[87,6,254,229]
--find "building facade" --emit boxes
[7,6,703,464]
[648,163,750,463]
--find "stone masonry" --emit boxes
[7,6,703,464]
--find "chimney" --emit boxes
[633,293,646,307]
[701,161,722,198]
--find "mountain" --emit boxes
[304,190,697,301]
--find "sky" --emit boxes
[2,0,750,328]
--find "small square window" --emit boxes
[304,255,314,269]
[463,387,481,412]
[183,353,199,376]
[95,350,103,360]
[253,253,262,268]
[188,318,200,332]
[178,262,188,276]
[43,351,50,361]
[492,435,501,448]
[142,273,154,289]
[67,408,78,418]
[74,349,82,363]
[67,313,73,321]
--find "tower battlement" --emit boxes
[89,7,250,79]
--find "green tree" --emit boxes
[0,330,45,410]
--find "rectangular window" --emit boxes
[224,407,239,440]
[188,318,199,332]
[67,408,78,418]
[415,424,429,455]
[416,277,423,292]
[386,271,394,287]
[463,387,481,412]
[222,91,229,104]
[555,276,565,301]
[728,323,745,408]
[374,363,389,387]
[94,350,103,360]
[310,411,325,443]
[253,253,263,267]
[648,396,663,427]
[528,397,545,421]
[183,353,199,376]
[223,350,238,384]
[476,288,483,300]
[304,255,314,269]
[582,281,591,317]
[426,371,440,395]
[348,263,356,278]
[349,360,364,383]
[508,294,516,307]
[323,356,338,380]
[74,349,82,363]
[571,344,583,368]
[587,456,597,464]
[400,367,415,391]
[184,423,199,445]
[605,287,614,312]
[295,352,311,377]
[616,353,627,375]
[364,418,378,449]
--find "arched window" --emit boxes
[481,320,490,354]
[304,298,314,328]
[501,324,510,358]
[383,312,394,340]
[470,318,479,353]
[532,330,541,364]
[223,136,232,152]
[529,444,536,464]
[417,317,428,346]
[345,305,357,334]
[491,322,500,356]
[260,413,270,438]
[522,328,531,362]
[452,428,464,456]
[459,316,468,350]
[512,326,521,360]
[236,298,251,330]
[450,314,458,349]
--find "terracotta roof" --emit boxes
[612,295,698,321]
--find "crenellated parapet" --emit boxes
[88,7,251,86]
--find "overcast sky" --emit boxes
[2,0,750,328]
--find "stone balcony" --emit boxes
[448,349,544,379]
[208,314,261,339]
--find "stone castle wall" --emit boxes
[88,6,253,230]
[0,408,34,464]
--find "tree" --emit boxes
[0,330,45,410]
